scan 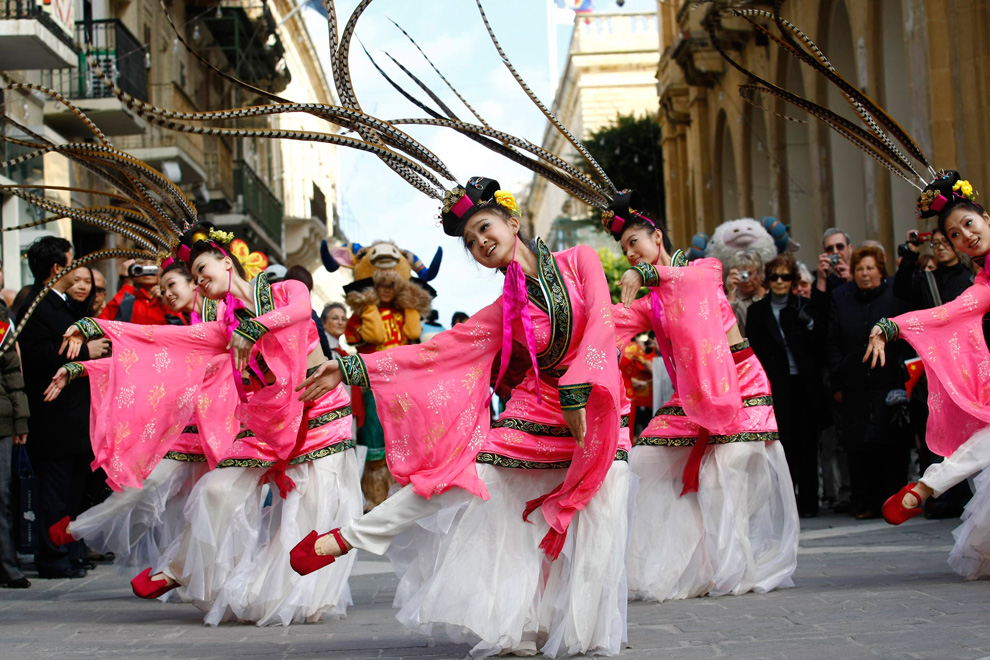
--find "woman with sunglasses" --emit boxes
[746,254,827,518]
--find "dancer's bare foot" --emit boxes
[315,531,351,557]
[903,482,934,509]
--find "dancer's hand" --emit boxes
[59,326,84,360]
[227,333,253,372]
[862,326,887,368]
[562,407,587,449]
[297,360,342,401]
[619,269,643,308]
[44,367,69,402]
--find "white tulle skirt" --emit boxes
[382,462,630,659]
[159,448,364,626]
[625,441,799,602]
[69,459,208,578]
[948,468,990,580]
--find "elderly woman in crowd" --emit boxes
[747,253,826,518]
[725,249,767,336]
[826,246,912,519]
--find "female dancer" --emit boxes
[607,193,798,602]
[47,228,362,625]
[47,264,218,580]
[865,172,990,579]
[293,178,628,658]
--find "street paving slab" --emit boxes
[1,513,988,659]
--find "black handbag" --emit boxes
[12,445,39,554]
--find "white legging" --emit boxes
[922,426,990,496]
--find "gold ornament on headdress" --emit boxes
[918,189,938,213]
[209,228,234,245]
[493,190,520,217]
[600,209,615,229]
[442,187,467,214]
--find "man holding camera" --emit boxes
[99,258,178,325]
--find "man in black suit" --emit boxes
[18,237,110,578]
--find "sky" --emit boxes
[301,0,658,324]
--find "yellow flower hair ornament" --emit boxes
[209,228,235,245]
[494,190,521,217]
[953,179,978,201]
[229,239,270,280]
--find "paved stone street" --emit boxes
[1,513,988,660]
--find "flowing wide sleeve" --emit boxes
[892,278,990,456]
[530,245,622,553]
[336,301,503,500]
[629,257,741,430]
[75,318,237,490]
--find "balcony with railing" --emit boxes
[0,0,78,70]
[233,159,283,253]
[41,19,148,136]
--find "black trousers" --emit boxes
[772,375,820,515]
[27,451,91,573]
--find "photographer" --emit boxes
[894,229,973,310]
[99,258,178,325]
[725,249,767,336]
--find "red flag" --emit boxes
[904,357,924,398]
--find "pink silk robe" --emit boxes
[613,256,777,441]
[891,271,990,457]
[77,276,348,491]
[336,241,622,547]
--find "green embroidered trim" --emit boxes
[634,431,780,447]
[875,318,899,342]
[164,451,207,462]
[526,276,549,313]
[337,355,370,388]
[202,298,219,322]
[729,339,751,352]
[75,317,104,341]
[63,361,85,384]
[254,272,274,315]
[217,438,355,469]
[535,239,573,372]
[475,448,629,470]
[235,405,352,439]
[633,262,660,287]
[558,383,592,410]
[492,414,630,437]
[670,249,689,268]
[181,425,198,434]
[654,395,773,417]
[234,318,269,344]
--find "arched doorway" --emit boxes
[780,56,817,258]
[824,0,867,246]
[716,109,739,222]
[881,0,917,243]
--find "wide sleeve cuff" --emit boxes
[64,361,86,384]
[74,317,104,341]
[633,262,660,288]
[233,318,269,344]
[875,317,900,342]
[558,383,592,411]
[670,249,689,267]
[336,354,370,388]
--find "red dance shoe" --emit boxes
[882,482,925,525]
[290,528,349,576]
[49,516,75,547]
[130,567,178,599]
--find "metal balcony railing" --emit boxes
[41,19,147,102]
[235,160,283,246]
[1,0,76,52]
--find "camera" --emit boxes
[128,264,159,277]
[907,230,920,246]
[738,270,751,282]
[828,254,840,265]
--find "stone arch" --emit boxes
[880,0,917,243]
[714,108,739,225]
[774,53,817,259]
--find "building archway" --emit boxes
[881,0,917,242]
[715,109,739,223]
[823,0,867,245]
[776,55,817,257]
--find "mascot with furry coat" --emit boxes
[322,240,440,509]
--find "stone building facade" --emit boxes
[657,0,990,255]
